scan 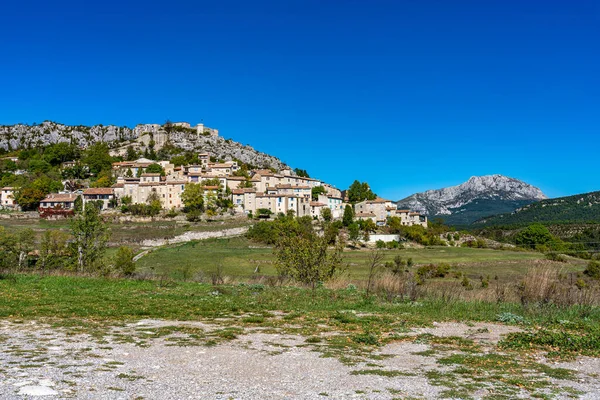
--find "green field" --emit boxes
[136,236,580,282]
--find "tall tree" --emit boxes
[347,180,377,203]
[83,142,113,175]
[70,203,110,272]
[181,183,205,212]
[343,204,355,227]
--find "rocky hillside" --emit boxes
[0,121,288,170]
[397,175,547,226]
[473,190,600,227]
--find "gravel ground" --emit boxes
[1,320,598,399]
[140,227,249,248]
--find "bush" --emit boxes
[546,252,567,263]
[186,209,203,222]
[114,246,135,276]
[416,263,451,279]
[584,261,600,280]
[375,240,386,249]
[385,240,399,249]
[247,221,279,244]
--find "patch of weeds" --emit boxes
[318,392,329,396]
[242,315,265,324]
[107,386,125,391]
[496,312,526,324]
[434,352,577,398]
[440,388,475,399]
[351,369,416,377]
[282,311,302,321]
[306,336,322,343]
[500,328,600,359]
[412,349,436,357]
[116,373,145,381]
[352,333,379,346]
[331,311,358,324]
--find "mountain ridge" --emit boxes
[473,190,600,226]
[396,175,548,226]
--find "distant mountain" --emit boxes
[396,175,547,226]
[473,190,600,227]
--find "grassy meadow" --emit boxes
[136,236,585,283]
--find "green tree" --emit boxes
[146,191,162,216]
[347,180,377,203]
[274,220,344,290]
[342,204,355,227]
[0,227,18,269]
[181,183,205,212]
[514,223,555,250]
[91,170,113,188]
[348,222,360,243]
[38,230,70,270]
[2,229,35,270]
[27,159,52,174]
[360,218,377,234]
[311,185,327,201]
[146,163,165,176]
[125,145,138,161]
[14,187,46,211]
[43,142,80,166]
[170,155,187,167]
[74,195,83,213]
[294,168,310,178]
[70,203,110,272]
[320,207,332,222]
[114,246,136,276]
[83,142,113,175]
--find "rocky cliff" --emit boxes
[0,121,288,170]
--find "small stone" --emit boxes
[38,379,55,387]
[18,385,59,396]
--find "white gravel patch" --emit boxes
[1,320,598,399]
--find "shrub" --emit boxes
[496,312,526,324]
[461,276,473,290]
[375,240,386,249]
[416,263,451,279]
[385,240,399,249]
[584,261,600,280]
[185,209,202,222]
[114,246,136,276]
[546,252,567,263]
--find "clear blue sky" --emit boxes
[1,0,598,199]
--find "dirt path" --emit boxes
[0,320,598,399]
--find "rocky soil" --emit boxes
[1,320,598,399]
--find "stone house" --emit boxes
[1,187,16,209]
[82,188,115,210]
[39,193,78,210]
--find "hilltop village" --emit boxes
[0,122,427,227]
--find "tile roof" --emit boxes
[83,188,114,195]
[41,193,78,202]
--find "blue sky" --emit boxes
[1,0,598,200]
